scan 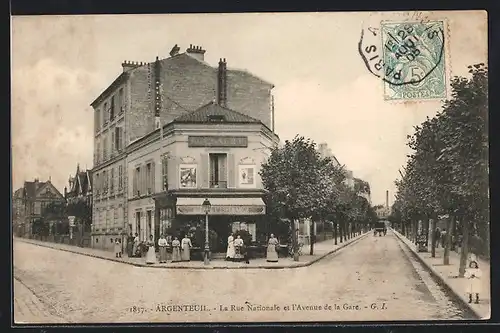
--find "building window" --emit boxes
[103,170,108,194]
[110,168,115,195]
[161,155,168,191]
[96,141,101,164]
[135,211,141,240]
[232,222,256,242]
[34,202,41,215]
[103,135,108,160]
[146,210,152,239]
[103,102,109,124]
[133,166,140,196]
[146,162,154,194]
[115,127,123,151]
[95,108,101,132]
[209,153,227,188]
[110,95,115,120]
[118,165,123,191]
[119,88,124,113]
[159,208,173,236]
[95,173,100,196]
[111,130,115,156]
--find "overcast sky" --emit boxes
[11,11,487,206]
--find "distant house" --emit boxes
[65,164,93,207]
[12,178,65,237]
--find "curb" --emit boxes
[15,232,369,270]
[392,230,483,319]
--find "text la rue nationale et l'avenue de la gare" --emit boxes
[127,302,388,314]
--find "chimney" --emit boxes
[121,60,142,73]
[386,190,389,209]
[217,58,227,107]
[186,44,206,61]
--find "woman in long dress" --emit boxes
[233,235,244,261]
[158,234,168,263]
[132,233,140,257]
[181,235,192,261]
[126,233,134,257]
[226,233,235,261]
[171,237,181,262]
[145,235,157,264]
[266,233,279,262]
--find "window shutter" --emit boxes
[111,131,115,154]
[219,154,228,186]
[227,153,235,188]
[200,153,209,188]
[151,162,155,193]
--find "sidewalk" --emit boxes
[15,232,369,270]
[393,229,490,319]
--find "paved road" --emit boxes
[13,230,475,323]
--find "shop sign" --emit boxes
[188,136,248,148]
[176,205,265,215]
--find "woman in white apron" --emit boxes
[226,233,235,261]
[266,234,279,262]
[181,235,192,261]
[145,235,157,264]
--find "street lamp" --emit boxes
[202,198,211,265]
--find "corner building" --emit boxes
[91,44,276,251]
[128,102,279,253]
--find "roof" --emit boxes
[173,101,262,124]
[24,180,46,199]
[90,72,129,108]
[68,167,93,197]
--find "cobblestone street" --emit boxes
[13,230,476,323]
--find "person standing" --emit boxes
[126,233,134,257]
[434,227,441,248]
[132,233,140,257]
[171,236,181,262]
[233,235,244,261]
[266,234,279,263]
[158,234,168,263]
[226,233,235,261]
[145,235,156,265]
[114,238,122,258]
[181,234,192,262]
[464,260,482,304]
[440,229,447,248]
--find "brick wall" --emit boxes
[125,54,274,143]
[226,70,272,129]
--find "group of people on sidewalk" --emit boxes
[116,232,282,265]
[121,233,193,265]
[225,233,280,264]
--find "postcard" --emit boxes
[11,10,489,324]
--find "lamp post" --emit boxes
[202,198,211,265]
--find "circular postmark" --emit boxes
[358,19,446,89]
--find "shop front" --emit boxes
[153,194,268,257]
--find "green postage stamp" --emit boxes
[380,20,447,101]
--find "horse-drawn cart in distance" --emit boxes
[374,221,387,236]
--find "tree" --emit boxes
[393,64,488,277]
[260,136,345,260]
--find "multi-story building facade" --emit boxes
[91,44,275,251]
[12,178,65,237]
[127,102,279,252]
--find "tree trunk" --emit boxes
[458,218,470,277]
[309,220,315,255]
[444,215,454,265]
[333,222,338,245]
[339,222,343,243]
[430,218,436,258]
[424,217,430,248]
[343,221,347,242]
[292,219,299,261]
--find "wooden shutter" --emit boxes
[227,153,235,188]
[200,153,209,188]
[219,154,228,187]
[151,162,155,193]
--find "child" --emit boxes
[464,260,482,304]
[114,238,122,258]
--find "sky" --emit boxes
[11,11,487,206]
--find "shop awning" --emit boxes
[176,197,266,215]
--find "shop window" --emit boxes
[232,222,256,242]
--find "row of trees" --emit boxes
[32,199,92,240]
[389,64,489,277]
[260,136,379,260]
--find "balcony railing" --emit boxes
[210,180,227,189]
